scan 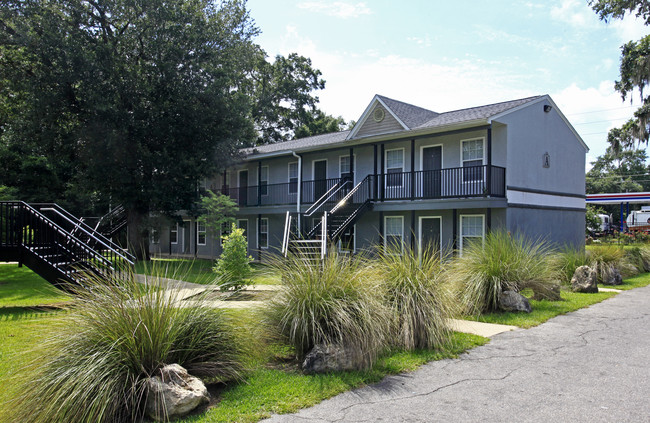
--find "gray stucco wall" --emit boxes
[506,206,585,248]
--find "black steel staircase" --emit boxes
[283,175,375,259]
[0,201,135,288]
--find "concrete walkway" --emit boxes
[264,286,650,422]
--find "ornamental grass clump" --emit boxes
[6,270,243,423]
[587,244,635,281]
[450,230,558,314]
[551,246,590,285]
[264,250,389,368]
[374,243,456,350]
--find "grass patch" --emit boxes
[473,290,617,328]
[601,271,650,290]
[176,332,487,423]
[0,264,71,308]
[135,259,280,286]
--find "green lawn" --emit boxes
[0,264,71,308]
[600,271,650,290]
[135,259,280,285]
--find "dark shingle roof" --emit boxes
[415,96,542,129]
[376,95,439,129]
[243,95,543,158]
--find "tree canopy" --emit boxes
[0,0,326,258]
[591,0,650,145]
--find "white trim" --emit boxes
[507,190,586,209]
[259,165,269,196]
[150,228,160,244]
[312,158,328,180]
[288,161,298,194]
[459,137,486,167]
[337,224,357,253]
[459,214,485,255]
[418,216,442,252]
[338,154,357,182]
[383,215,404,252]
[385,147,405,188]
[419,143,444,171]
[346,95,409,140]
[237,168,248,188]
[488,95,589,153]
[170,223,179,244]
[196,221,206,246]
[257,217,269,249]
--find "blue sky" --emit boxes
[246,0,649,167]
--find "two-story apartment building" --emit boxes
[150,94,588,259]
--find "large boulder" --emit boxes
[601,267,623,286]
[498,290,531,313]
[571,265,598,293]
[302,344,361,374]
[145,364,210,422]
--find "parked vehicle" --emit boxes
[626,207,650,233]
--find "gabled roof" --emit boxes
[376,95,439,128]
[242,94,584,159]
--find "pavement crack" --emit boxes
[329,369,518,423]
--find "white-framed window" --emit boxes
[260,166,269,196]
[237,219,248,240]
[198,178,208,191]
[384,215,404,251]
[170,224,178,244]
[258,217,269,249]
[151,228,159,244]
[339,155,356,180]
[220,222,232,246]
[461,138,485,182]
[385,148,404,187]
[288,162,298,194]
[196,221,206,246]
[459,214,485,254]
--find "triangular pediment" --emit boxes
[347,96,409,140]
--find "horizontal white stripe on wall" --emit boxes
[507,190,585,209]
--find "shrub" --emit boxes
[214,224,253,291]
[374,243,455,350]
[449,230,558,314]
[6,271,243,423]
[264,250,389,368]
[551,246,589,285]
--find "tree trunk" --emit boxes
[127,208,150,261]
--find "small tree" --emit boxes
[214,224,253,291]
[197,190,239,233]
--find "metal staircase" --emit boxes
[0,201,135,288]
[282,175,375,259]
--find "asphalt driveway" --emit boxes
[264,286,650,422]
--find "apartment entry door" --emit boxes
[313,160,327,200]
[238,170,248,206]
[422,146,442,198]
[419,216,441,252]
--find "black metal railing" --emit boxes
[219,165,505,207]
[0,201,135,287]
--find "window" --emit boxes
[151,228,159,244]
[223,172,231,190]
[385,149,404,187]
[339,155,355,180]
[462,138,484,182]
[259,218,269,249]
[196,221,206,246]
[260,166,269,196]
[288,162,298,194]
[384,216,404,251]
[460,215,484,254]
[338,225,355,253]
[170,224,178,244]
[237,219,248,240]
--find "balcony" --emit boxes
[220,165,505,207]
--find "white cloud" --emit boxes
[550,0,597,28]
[610,15,649,42]
[406,35,431,48]
[297,1,371,19]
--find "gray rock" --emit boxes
[571,265,598,293]
[302,344,361,374]
[498,290,532,313]
[145,364,210,421]
[601,267,623,285]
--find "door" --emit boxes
[313,160,327,200]
[422,146,442,198]
[238,170,248,206]
[419,217,441,253]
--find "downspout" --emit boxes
[292,151,302,231]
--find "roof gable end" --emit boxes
[347,95,411,140]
